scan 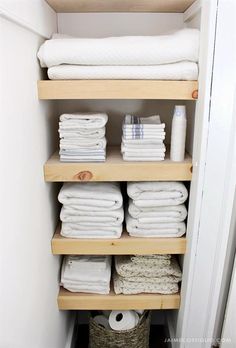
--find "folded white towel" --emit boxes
[60,137,107,150]
[48,61,198,80]
[123,134,165,140]
[122,138,164,146]
[59,128,105,139]
[127,182,188,207]
[38,29,199,67]
[123,155,165,162]
[123,115,165,128]
[59,113,108,129]
[60,156,106,163]
[60,206,124,225]
[58,182,123,210]
[128,201,187,223]
[61,222,123,238]
[126,213,186,237]
[121,147,166,156]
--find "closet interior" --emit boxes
[38,0,203,345]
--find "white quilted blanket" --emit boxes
[38,29,199,67]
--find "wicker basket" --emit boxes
[89,311,151,348]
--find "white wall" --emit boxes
[0,12,69,348]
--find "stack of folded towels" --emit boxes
[37,29,199,80]
[61,255,111,294]
[114,255,182,295]
[58,182,124,238]
[121,115,166,161]
[59,112,108,162]
[126,181,188,237]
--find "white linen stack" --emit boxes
[61,255,112,294]
[114,255,182,295]
[121,115,166,161]
[126,181,188,237]
[37,29,199,80]
[58,182,124,238]
[59,113,108,162]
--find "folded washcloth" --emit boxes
[48,61,198,80]
[61,222,123,239]
[61,255,111,293]
[38,29,199,67]
[59,127,106,139]
[113,272,179,295]
[128,201,187,222]
[58,182,123,210]
[59,113,108,129]
[126,212,186,237]
[127,182,188,207]
[60,206,124,225]
[115,255,182,278]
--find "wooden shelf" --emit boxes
[52,225,187,255]
[46,0,195,13]
[44,146,192,182]
[58,288,181,310]
[38,80,198,100]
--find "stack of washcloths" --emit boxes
[121,115,166,161]
[126,182,188,237]
[59,112,108,162]
[114,255,182,295]
[37,29,199,80]
[61,255,111,294]
[58,182,124,238]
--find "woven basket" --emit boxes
[89,311,151,348]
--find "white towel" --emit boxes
[59,128,105,139]
[128,201,187,223]
[58,182,123,210]
[61,222,122,238]
[123,155,165,162]
[59,113,108,129]
[48,61,198,80]
[126,213,186,237]
[60,137,107,150]
[121,146,166,156]
[127,182,188,207]
[123,115,165,128]
[122,138,164,146]
[38,29,199,67]
[60,206,124,225]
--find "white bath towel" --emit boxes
[59,113,108,129]
[61,255,111,293]
[122,138,164,146]
[121,147,166,156]
[128,201,187,222]
[60,206,124,225]
[123,134,165,141]
[123,156,165,161]
[38,29,199,67]
[58,182,123,210]
[123,115,165,128]
[48,61,198,80]
[59,128,105,139]
[60,156,106,162]
[127,182,188,207]
[126,213,186,237]
[60,137,107,150]
[61,222,123,238]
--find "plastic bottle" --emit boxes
[170,105,187,162]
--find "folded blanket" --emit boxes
[126,213,186,237]
[130,254,171,266]
[127,182,188,207]
[113,272,179,295]
[115,255,182,278]
[58,183,123,210]
[48,61,198,80]
[38,29,199,67]
[61,222,123,238]
[128,201,187,222]
[60,206,124,225]
[59,128,105,139]
[59,113,108,129]
[61,255,111,293]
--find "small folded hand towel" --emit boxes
[59,113,108,129]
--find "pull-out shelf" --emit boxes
[58,288,181,310]
[44,146,192,182]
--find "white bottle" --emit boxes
[170,105,187,162]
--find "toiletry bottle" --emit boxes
[170,105,187,162]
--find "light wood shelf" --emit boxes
[52,225,187,255]
[44,146,192,182]
[46,0,195,13]
[58,287,181,310]
[38,80,198,100]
